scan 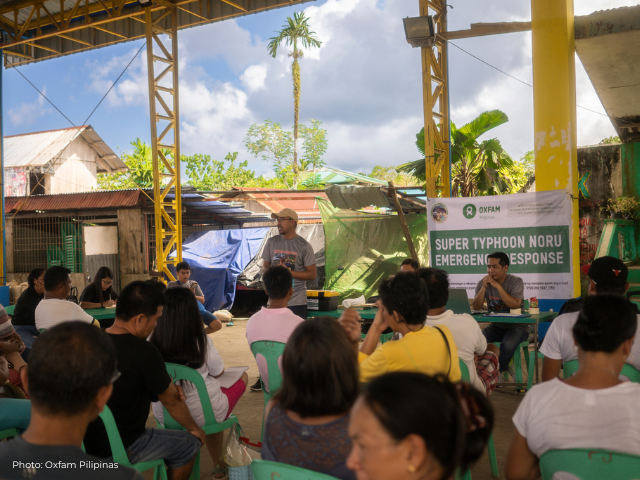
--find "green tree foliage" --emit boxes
[99,119,329,192]
[244,120,295,188]
[399,110,516,197]
[520,150,535,172]
[98,138,164,190]
[184,152,278,191]
[268,12,322,176]
[299,119,328,172]
[599,136,621,144]
[244,119,328,189]
[499,161,532,194]
[368,165,422,186]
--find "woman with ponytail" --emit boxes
[507,294,640,480]
[347,372,493,480]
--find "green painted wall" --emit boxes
[621,142,640,264]
[621,143,640,199]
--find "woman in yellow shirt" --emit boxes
[341,272,461,383]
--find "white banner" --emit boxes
[427,190,574,300]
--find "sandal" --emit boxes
[211,465,229,479]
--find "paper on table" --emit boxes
[217,366,249,389]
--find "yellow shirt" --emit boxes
[359,325,461,383]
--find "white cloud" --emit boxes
[8,87,51,127]
[240,65,268,92]
[86,47,148,108]
[180,80,255,159]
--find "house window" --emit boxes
[29,172,45,195]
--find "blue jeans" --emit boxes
[14,325,39,348]
[120,427,201,469]
[482,325,530,372]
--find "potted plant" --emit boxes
[603,196,640,219]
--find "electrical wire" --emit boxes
[446,39,633,122]
[3,42,152,212]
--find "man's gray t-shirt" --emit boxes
[167,279,203,297]
[262,235,316,306]
[475,274,525,328]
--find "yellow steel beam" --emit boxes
[420,0,450,198]
[145,5,182,281]
[531,0,580,297]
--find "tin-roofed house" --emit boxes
[3,125,126,197]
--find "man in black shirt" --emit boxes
[11,267,45,349]
[83,281,204,480]
[0,322,142,479]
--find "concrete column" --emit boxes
[532,0,580,296]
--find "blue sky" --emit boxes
[1,0,634,179]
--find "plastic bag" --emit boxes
[223,424,253,467]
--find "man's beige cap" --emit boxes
[271,208,299,222]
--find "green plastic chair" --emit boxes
[540,449,640,480]
[0,398,31,440]
[251,459,340,480]
[458,360,499,479]
[563,359,640,383]
[162,363,239,480]
[98,405,168,479]
[525,351,544,391]
[250,341,286,441]
[494,340,530,386]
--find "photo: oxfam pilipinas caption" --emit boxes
[427,190,574,300]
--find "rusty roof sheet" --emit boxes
[213,189,328,222]
[4,125,126,173]
[5,190,144,213]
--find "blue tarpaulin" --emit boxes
[169,228,269,311]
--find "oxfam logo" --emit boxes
[463,204,476,219]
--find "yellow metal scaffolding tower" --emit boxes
[420,0,450,198]
[145,2,182,281]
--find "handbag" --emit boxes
[223,424,254,480]
[67,286,79,304]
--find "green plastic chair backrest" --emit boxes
[564,359,640,383]
[459,359,470,382]
[163,362,217,430]
[98,405,135,468]
[251,459,340,480]
[250,341,286,395]
[0,398,31,436]
[540,449,640,480]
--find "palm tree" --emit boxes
[399,110,514,196]
[268,12,322,178]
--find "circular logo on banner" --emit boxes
[463,204,476,219]
[431,203,448,224]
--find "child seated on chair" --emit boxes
[506,295,640,480]
[149,287,247,479]
[262,317,358,480]
[245,266,304,393]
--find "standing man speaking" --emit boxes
[262,208,316,319]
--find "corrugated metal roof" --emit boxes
[4,125,126,173]
[299,167,387,186]
[5,190,144,213]
[213,189,328,223]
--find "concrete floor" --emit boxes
[144,319,529,480]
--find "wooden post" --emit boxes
[389,181,419,262]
